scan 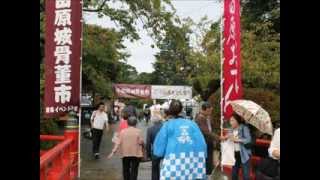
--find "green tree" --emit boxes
[241,27,280,91]
[151,20,194,86]
[116,62,139,84]
[81,0,177,42]
[241,0,280,34]
[135,72,153,84]
[40,0,175,44]
[191,21,221,100]
[82,24,132,99]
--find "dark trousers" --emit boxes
[92,128,103,154]
[256,171,280,180]
[145,116,150,124]
[256,157,280,180]
[151,158,161,180]
[232,152,250,180]
[122,157,140,180]
[206,141,214,175]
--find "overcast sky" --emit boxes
[84,1,222,73]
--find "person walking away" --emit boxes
[195,102,220,179]
[221,113,252,180]
[118,111,129,133]
[91,102,109,159]
[106,103,115,132]
[113,105,120,122]
[123,102,137,117]
[112,111,129,144]
[256,128,280,180]
[144,105,151,124]
[185,101,193,120]
[116,99,126,119]
[146,108,164,180]
[153,100,207,180]
[108,116,144,180]
[137,109,143,122]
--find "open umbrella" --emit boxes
[230,100,273,135]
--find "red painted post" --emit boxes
[64,129,78,179]
[40,166,46,180]
[64,111,79,179]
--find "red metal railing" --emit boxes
[40,135,76,180]
[40,135,66,157]
[41,135,66,141]
[255,139,271,148]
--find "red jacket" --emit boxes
[118,119,128,133]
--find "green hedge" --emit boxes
[40,119,60,150]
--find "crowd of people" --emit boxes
[88,100,280,180]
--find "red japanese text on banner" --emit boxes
[44,0,82,117]
[221,0,243,121]
[114,84,152,99]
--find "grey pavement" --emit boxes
[80,120,152,180]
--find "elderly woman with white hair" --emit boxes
[146,106,164,180]
[108,116,144,180]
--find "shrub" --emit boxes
[40,119,60,150]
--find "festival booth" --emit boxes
[113,84,197,121]
[113,84,192,100]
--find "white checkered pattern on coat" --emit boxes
[160,151,206,180]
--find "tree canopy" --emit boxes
[82,24,128,98]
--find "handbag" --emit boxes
[83,128,93,140]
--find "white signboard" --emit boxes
[151,86,192,100]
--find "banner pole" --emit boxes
[220,0,225,172]
[78,0,84,178]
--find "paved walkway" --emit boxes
[80,121,152,180]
